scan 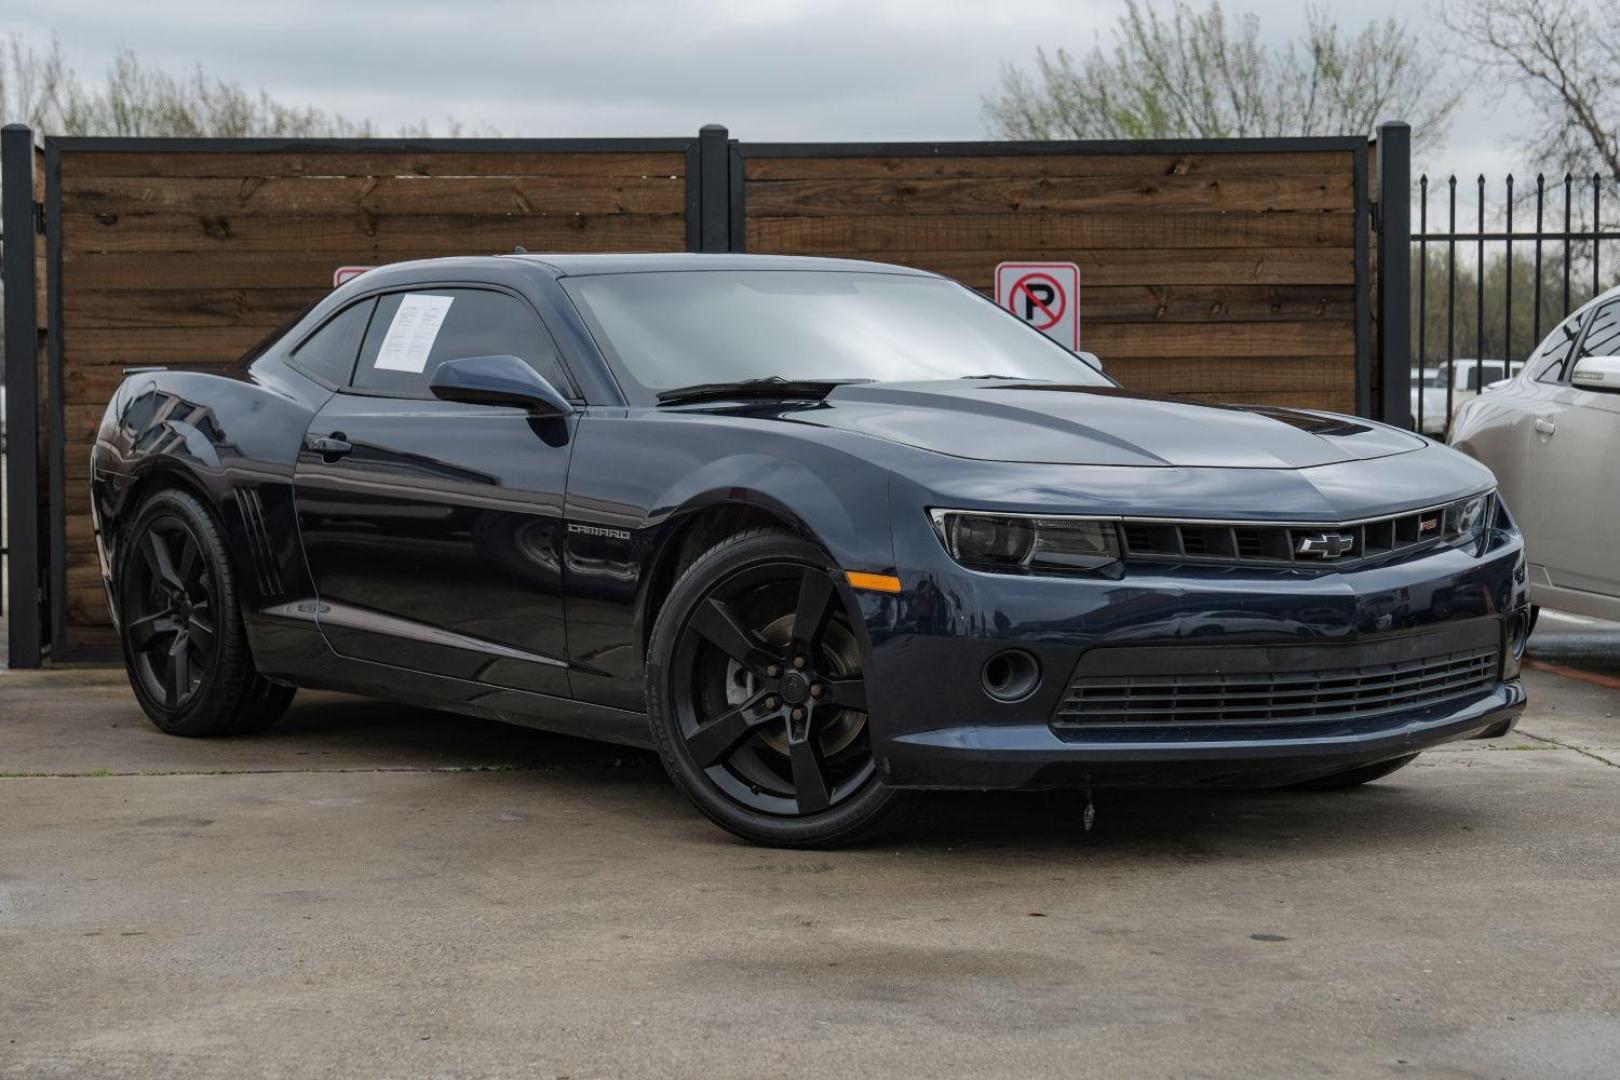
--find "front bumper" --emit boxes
[858,483,1530,791]
[879,678,1524,789]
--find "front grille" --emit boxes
[1118,502,1466,569]
[1052,621,1502,730]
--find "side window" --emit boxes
[286,299,375,387]
[1534,309,1589,384]
[1573,298,1620,366]
[351,288,573,399]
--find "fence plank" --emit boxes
[891,249,1354,287]
[63,175,685,216]
[747,174,1353,216]
[746,212,1351,253]
[62,212,686,256]
[1103,356,1352,394]
[1082,322,1353,358]
[64,287,323,329]
[744,150,1356,181]
[63,150,687,179]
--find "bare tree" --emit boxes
[0,34,489,137]
[985,1,1457,148]
[1443,0,1620,183]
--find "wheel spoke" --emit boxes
[820,676,867,712]
[187,613,216,655]
[175,534,202,593]
[789,730,832,814]
[686,701,774,767]
[126,610,179,652]
[163,632,192,707]
[790,569,837,656]
[143,532,185,593]
[689,597,778,673]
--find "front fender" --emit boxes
[561,409,900,710]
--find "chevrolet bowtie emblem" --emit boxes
[1296,532,1356,559]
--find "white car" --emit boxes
[1413,359,1508,436]
[1450,287,1620,620]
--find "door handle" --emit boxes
[304,432,353,460]
[1534,417,1557,437]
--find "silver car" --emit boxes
[1450,286,1620,620]
[1412,359,1508,437]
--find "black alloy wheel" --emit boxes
[648,529,915,847]
[123,516,216,710]
[117,488,295,736]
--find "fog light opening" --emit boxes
[1512,609,1532,661]
[982,649,1041,703]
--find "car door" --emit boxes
[1466,307,1588,583]
[292,285,579,697]
[1531,296,1620,597]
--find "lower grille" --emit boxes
[1053,623,1501,729]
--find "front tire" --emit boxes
[117,487,294,736]
[646,529,915,847]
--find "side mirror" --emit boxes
[430,355,575,416]
[1076,349,1105,371]
[1570,355,1620,393]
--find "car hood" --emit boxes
[789,382,1425,468]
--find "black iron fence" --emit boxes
[1413,170,1620,434]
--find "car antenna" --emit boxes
[512,244,528,254]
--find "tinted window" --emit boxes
[561,270,1111,399]
[1466,364,1505,391]
[1535,309,1589,383]
[351,289,571,398]
[1574,299,1620,365]
[287,300,375,386]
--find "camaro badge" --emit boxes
[1296,532,1356,558]
[568,523,631,541]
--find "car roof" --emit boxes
[507,252,937,277]
[328,253,939,302]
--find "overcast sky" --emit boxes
[16,0,1532,184]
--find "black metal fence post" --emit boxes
[2,123,43,667]
[697,124,731,252]
[1376,122,1412,429]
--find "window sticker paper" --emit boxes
[373,294,455,373]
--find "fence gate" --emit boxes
[3,122,1411,666]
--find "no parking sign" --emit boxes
[994,261,1080,350]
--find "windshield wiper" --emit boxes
[655,376,869,407]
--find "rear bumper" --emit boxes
[879,679,1524,789]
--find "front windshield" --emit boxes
[560,270,1111,397]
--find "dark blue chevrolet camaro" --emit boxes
[90,253,1529,846]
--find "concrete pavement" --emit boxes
[2,652,1619,1077]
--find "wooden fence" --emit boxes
[51,139,696,647]
[6,126,1402,656]
[740,143,1367,412]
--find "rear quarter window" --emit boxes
[287,300,376,387]
[1534,309,1589,383]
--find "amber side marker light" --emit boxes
[845,571,903,593]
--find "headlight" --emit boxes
[929,510,1121,574]
[1442,492,1492,551]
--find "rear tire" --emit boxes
[1293,753,1420,790]
[117,487,294,736]
[646,528,917,847]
